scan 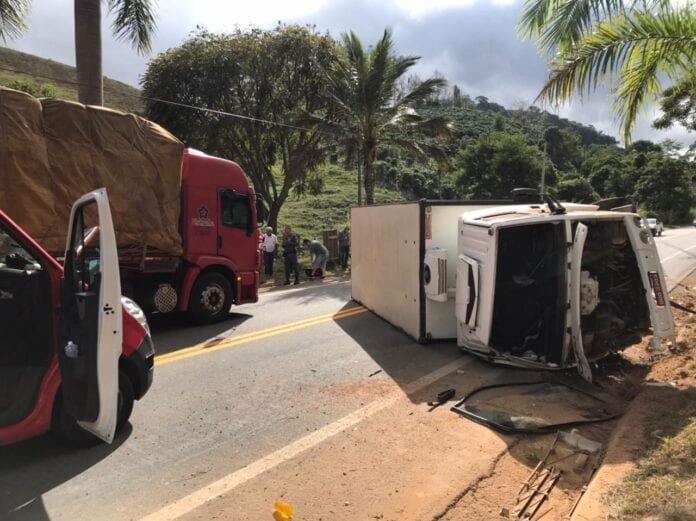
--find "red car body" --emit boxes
[0,208,153,446]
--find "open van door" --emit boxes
[569,223,593,383]
[624,216,676,348]
[59,189,122,443]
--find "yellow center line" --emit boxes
[155,306,368,366]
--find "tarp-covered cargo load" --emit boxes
[0,87,184,255]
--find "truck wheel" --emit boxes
[189,272,233,324]
[54,371,134,448]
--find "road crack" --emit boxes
[431,438,521,521]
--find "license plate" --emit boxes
[648,271,666,307]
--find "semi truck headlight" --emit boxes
[122,296,150,334]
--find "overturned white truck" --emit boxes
[351,197,675,382]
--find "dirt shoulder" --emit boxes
[176,283,695,521]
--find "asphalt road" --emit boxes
[654,225,696,291]
[0,278,468,521]
[1,228,694,521]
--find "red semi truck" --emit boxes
[0,88,263,325]
[118,148,264,324]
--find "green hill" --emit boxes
[0,47,143,113]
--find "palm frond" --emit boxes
[519,0,669,54]
[0,0,29,41]
[108,0,157,54]
[537,6,696,140]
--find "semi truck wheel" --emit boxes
[53,371,135,448]
[189,272,233,324]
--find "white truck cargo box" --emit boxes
[351,200,509,342]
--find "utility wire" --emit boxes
[0,63,326,133]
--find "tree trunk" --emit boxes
[363,145,377,205]
[267,199,281,235]
[74,0,103,105]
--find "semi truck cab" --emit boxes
[120,149,263,324]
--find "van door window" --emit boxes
[220,190,251,232]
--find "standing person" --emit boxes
[282,225,300,285]
[337,226,350,269]
[262,226,277,277]
[303,239,329,278]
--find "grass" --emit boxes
[0,47,143,113]
[261,163,406,285]
[608,397,696,521]
[276,163,405,243]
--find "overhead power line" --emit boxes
[0,63,320,133]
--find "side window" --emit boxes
[220,190,251,232]
[67,202,101,293]
[0,226,41,272]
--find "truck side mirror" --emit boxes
[255,196,268,224]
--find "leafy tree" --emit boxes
[313,29,451,205]
[455,133,552,199]
[142,25,339,231]
[555,174,599,203]
[543,126,582,172]
[654,78,696,133]
[0,0,156,105]
[519,0,696,142]
[635,155,695,223]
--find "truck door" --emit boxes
[624,216,675,347]
[569,223,593,383]
[218,189,257,269]
[60,189,122,443]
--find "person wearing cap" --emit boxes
[262,226,278,277]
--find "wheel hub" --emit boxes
[200,284,225,314]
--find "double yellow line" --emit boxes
[155,306,368,366]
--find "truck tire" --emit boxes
[189,272,233,324]
[54,371,134,448]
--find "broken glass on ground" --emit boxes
[451,380,620,434]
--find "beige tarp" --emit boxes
[0,87,184,256]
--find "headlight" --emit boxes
[121,296,150,335]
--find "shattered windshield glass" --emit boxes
[451,380,620,433]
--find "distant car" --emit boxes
[645,218,663,236]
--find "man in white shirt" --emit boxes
[262,226,278,277]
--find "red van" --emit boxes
[0,189,153,446]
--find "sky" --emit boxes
[6,0,693,146]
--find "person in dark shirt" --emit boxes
[303,239,329,278]
[337,226,350,269]
[282,225,300,285]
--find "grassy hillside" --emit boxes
[276,164,405,242]
[0,47,143,113]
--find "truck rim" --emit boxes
[200,284,225,315]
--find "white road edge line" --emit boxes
[660,243,696,264]
[139,356,475,521]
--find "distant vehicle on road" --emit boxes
[0,189,154,447]
[644,217,663,236]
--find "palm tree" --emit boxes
[519,0,696,142]
[0,0,156,106]
[316,29,451,205]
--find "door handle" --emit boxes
[217,236,222,248]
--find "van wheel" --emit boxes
[54,371,134,448]
[189,272,233,324]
